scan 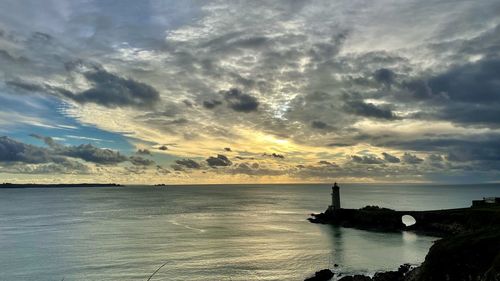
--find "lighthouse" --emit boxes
[329,182,341,211]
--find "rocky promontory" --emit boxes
[306,203,500,281]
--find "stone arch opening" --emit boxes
[402,214,416,227]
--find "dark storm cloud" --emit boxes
[405,59,500,102]
[351,155,385,164]
[427,59,500,103]
[7,68,161,109]
[158,145,168,151]
[0,136,57,164]
[264,152,285,159]
[379,134,500,163]
[206,154,232,167]
[382,152,401,163]
[343,100,397,120]
[402,152,423,164]
[129,156,155,166]
[402,80,433,100]
[373,68,395,87]
[0,136,92,174]
[401,59,500,126]
[432,104,500,126]
[447,145,500,162]
[29,134,129,165]
[203,99,222,109]
[221,88,259,112]
[69,69,161,108]
[311,120,330,130]
[59,144,128,165]
[175,159,201,169]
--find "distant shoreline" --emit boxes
[0,183,122,188]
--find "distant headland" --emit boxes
[0,183,122,188]
[304,183,500,281]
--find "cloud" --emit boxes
[221,88,259,112]
[206,154,232,167]
[203,99,222,109]
[59,144,128,165]
[0,136,91,174]
[311,120,330,130]
[136,149,151,155]
[394,57,500,127]
[402,152,424,164]
[175,159,201,169]
[427,59,500,103]
[155,165,171,175]
[379,134,500,163]
[351,155,385,164]
[68,69,161,109]
[382,152,401,163]
[2,161,91,175]
[264,152,285,159]
[7,67,161,109]
[343,100,397,120]
[29,133,60,148]
[6,80,45,92]
[158,145,168,151]
[428,154,444,162]
[0,136,59,164]
[373,68,395,87]
[129,156,155,166]
[318,160,338,167]
[226,162,287,176]
[28,134,129,165]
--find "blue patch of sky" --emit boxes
[0,90,133,153]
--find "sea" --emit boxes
[1,183,499,281]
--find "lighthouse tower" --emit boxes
[329,182,341,211]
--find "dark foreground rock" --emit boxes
[310,205,500,237]
[332,263,411,281]
[338,275,372,281]
[308,204,500,280]
[411,228,500,281]
[304,269,334,281]
[313,228,500,281]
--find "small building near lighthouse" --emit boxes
[327,182,341,212]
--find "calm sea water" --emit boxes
[1,183,499,281]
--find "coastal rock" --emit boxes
[338,275,372,281]
[411,228,500,281]
[309,202,500,281]
[337,265,411,281]
[304,269,334,281]
[372,271,403,281]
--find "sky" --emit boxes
[0,0,499,184]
